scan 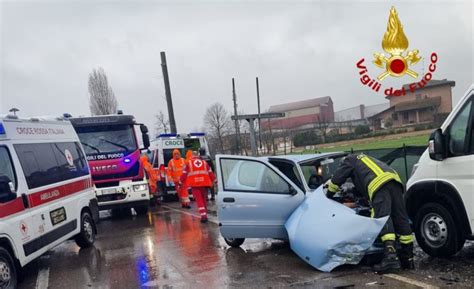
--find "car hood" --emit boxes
[285,187,388,272]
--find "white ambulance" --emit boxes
[0,114,98,289]
[149,133,210,195]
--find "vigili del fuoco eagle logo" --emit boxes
[356,7,438,97]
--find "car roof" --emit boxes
[266,152,346,163]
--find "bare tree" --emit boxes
[155,111,170,136]
[315,114,331,143]
[204,102,231,153]
[88,67,118,115]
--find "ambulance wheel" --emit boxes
[224,238,245,248]
[75,211,95,248]
[135,206,149,215]
[0,247,17,289]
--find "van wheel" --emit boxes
[75,211,96,248]
[414,202,465,257]
[0,247,17,289]
[224,238,245,248]
[135,206,149,215]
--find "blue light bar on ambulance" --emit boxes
[158,133,177,137]
[189,132,206,137]
[0,123,5,135]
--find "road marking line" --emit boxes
[35,268,50,289]
[385,273,439,289]
[161,205,219,224]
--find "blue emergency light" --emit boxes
[158,133,177,138]
[124,158,131,163]
[189,132,205,137]
[0,123,5,135]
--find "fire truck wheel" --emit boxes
[75,211,96,248]
[0,247,17,289]
[135,206,149,215]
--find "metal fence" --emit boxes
[349,145,427,184]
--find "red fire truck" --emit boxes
[69,114,151,214]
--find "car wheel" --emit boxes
[414,202,465,257]
[0,248,17,289]
[224,238,245,248]
[134,206,149,215]
[75,211,96,248]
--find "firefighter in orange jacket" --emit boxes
[180,151,215,223]
[168,149,190,208]
[140,155,158,196]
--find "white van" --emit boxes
[406,85,474,257]
[0,114,98,289]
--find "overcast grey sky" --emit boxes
[1,0,472,133]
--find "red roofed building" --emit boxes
[261,96,334,130]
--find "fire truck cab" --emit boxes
[0,114,98,289]
[70,114,151,214]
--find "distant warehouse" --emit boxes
[261,96,334,131]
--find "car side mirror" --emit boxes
[0,176,16,203]
[289,185,298,196]
[429,128,445,161]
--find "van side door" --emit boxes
[437,94,474,223]
[0,145,35,263]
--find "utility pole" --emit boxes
[232,113,284,156]
[256,77,262,155]
[232,78,241,154]
[160,51,177,134]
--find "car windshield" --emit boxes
[75,124,137,155]
[299,155,346,189]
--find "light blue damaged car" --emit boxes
[216,153,387,271]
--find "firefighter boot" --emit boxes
[373,240,401,272]
[399,243,415,270]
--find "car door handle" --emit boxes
[223,197,235,203]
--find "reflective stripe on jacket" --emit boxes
[330,154,402,200]
[167,158,185,182]
[181,157,214,187]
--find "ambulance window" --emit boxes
[15,143,60,189]
[0,147,16,189]
[52,142,89,179]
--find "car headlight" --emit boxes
[133,184,147,192]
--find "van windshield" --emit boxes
[184,138,201,151]
[75,124,137,155]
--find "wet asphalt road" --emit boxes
[17,200,474,289]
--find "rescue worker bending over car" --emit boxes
[180,151,215,223]
[326,153,414,272]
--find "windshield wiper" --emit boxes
[81,142,101,154]
[100,139,129,151]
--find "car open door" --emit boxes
[216,155,305,239]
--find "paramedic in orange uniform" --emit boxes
[167,149,190,208]
[140,155,158,196]
[180,151,215,223]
